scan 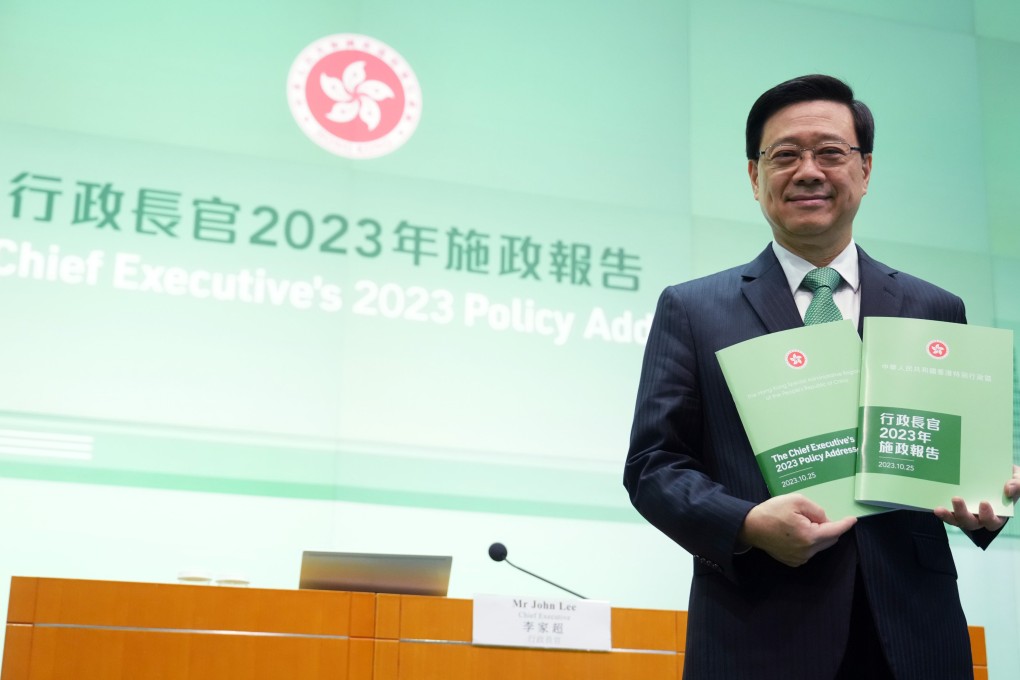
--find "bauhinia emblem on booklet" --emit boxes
[716,320,881,519]
[856,318,1014,515]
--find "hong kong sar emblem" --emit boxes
[785,350,807,369]
[287,34,422,159]
[927,340,948,359]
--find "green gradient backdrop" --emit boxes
[1,0,1018,674]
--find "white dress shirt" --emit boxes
[771,240,861,328]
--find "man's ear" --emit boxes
[748,159,760,201]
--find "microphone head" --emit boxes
[488,542,508,562]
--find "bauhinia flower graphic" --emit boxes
[320,61,395,131]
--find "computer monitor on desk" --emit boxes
[298,551,452,596]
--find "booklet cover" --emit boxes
[717,320,882,519]
[856,317,1014,516]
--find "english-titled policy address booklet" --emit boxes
[717,320,883,519]
[856,317,1014,515]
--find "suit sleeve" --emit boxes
[623,286,755,581]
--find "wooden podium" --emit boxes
[1,577,987,679]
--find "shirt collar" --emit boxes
[771,239,860,294]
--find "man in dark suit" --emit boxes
[624,75,1020,680]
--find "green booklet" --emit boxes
[717,320,882,519]
[856,318,1014,515]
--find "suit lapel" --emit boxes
[857,246,903,335]
[739,244,904,335]
[740,245,803,333]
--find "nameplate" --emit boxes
[471,594,611,651]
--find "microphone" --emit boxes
[487,542,587,599]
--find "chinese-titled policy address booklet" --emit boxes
[856,317,1014,516]
[717,320,882,519]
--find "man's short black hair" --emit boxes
[745,74,874,160]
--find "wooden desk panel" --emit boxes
[372,593,684,680]
[1,577,986,680]
[389,642,679,680]
[2,577,374,680]
[20,627,348,680]
[9,577,368,636]
[376,594,682,650]
[970,625,987,680]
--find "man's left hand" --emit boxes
[934,465,1020,532]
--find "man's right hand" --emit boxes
[737,494,857,567]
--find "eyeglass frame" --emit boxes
[757,141,865,168]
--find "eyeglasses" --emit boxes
[758,141,863,169]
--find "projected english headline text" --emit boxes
[0,239,650,346]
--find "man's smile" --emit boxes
[786,194,831,207]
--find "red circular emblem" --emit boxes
[288,34,422,159]
[927,340,948,359]
[786,350,807,369]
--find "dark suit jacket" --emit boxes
[624,244,994,680]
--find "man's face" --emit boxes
[748,100,872,256]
